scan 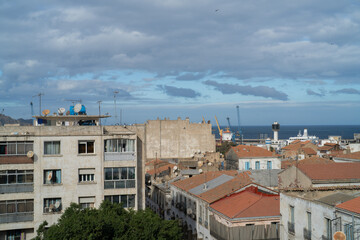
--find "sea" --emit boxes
[212,125,360,140]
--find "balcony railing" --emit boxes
[0,184,33,194]
[288,221,295,235]
[0,212,34,224]
[303,228,311,240]
[104,152,135,161]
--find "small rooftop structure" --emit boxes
[34,115,110,126]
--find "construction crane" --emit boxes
[226,117,236,144]
[214,115,223,143]
[236,106,243,144]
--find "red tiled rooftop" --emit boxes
[336,196,360,214]
[146,163,175,175]
[281,157,333,169]
[171,170,238,191]
[210,187,280,219]
[334,151,360,160]
[230,145,277,158]
[302,148,317,155]
[298,163,360,181]
[197,172,252,203]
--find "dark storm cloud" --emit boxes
[306,89,325,97]
[331,88,360,95]
[175,73,205,81]
[203,80,288,100]
[157,85,201,98]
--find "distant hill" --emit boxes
[0,114,33,126]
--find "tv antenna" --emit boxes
[97,100,102,126]
[114,90,119,124]
[65,99,82,105]
[33,93,44,116]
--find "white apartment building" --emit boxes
[0,115,144,240]
[225,145,281,171]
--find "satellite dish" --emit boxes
[333,231,346,240]
[54,201,61,209]
[173,166,178,171]
[27,151,34,158]
[58,108,66,115]
[42,109,50,116]
[199,169,203,174]
[74,104,82,113]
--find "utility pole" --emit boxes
[114,90,119,124]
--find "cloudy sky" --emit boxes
[1,0,360,125]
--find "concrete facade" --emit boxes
[0,124,144,240]
[144,118,216,160]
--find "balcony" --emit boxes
[288,221,295,235]
[104,152,135,161]
[0,184,33,194]
[0,212,34,224]
[0,155,33,164]
[303,228,311,240]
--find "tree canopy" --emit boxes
[33,201,182,240]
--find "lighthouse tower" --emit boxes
[272,121,280,141]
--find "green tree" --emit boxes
[33,201,182,240]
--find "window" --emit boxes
[79,169,95,183]
[104,167,135,189]
[0,141,33,155]
[0,170,33,184]
[307,212,311,230]
[104,139,135,153]
[6,230,22,240]
[44,198,62,213]
[104,195,135,208]
[44,141,60,155]
[290,206,294,223]
[325,218,331,239]
[0,199,34,214]
[255,161,260,170]
[44,170,61,184]
[79,197,95,209]
[199,204,203,224]
[245,161,250,170]
[78,141,94,154]
[267,161,272,169]
[344,223,353,240]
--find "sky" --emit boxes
[1,0,360,126]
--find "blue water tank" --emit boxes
[79,105,86,115]
[69,106,76,115]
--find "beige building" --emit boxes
[145,118,216,161]
[0,115,145,240]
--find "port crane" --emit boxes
[214,115,223,142]
[236,106,243,144]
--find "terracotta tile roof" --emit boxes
[334,151,360,160]
[171,170,253,203]
[146,163,175,175]
[171,170,238,191]
[302,148,317,155]
[318,145,334,151]
[145,159,166,166]
[324,143,337,146]
[230,145,277,158]
[210,187,280,219]
[197,173,252,203]
[336,196,360,214]
[281,157,333,169]
[298,163,360,181]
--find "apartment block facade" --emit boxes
[0,118,144,240]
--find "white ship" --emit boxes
[287,128,319,144]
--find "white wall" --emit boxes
[280,193,335,240]
[238,157,281,171]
